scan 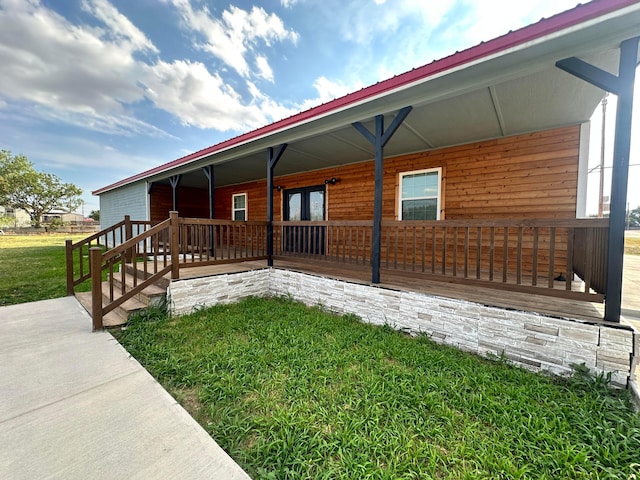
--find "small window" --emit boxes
[232,193,247,221]
[398,168,441,220]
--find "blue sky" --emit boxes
[0,0,637,215]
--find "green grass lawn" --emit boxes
[626,231,640,255]
[0,233,89,306]
[116,297,640,480]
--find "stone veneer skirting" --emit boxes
[167,268,636,387]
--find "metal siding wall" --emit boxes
[99,182,148,230]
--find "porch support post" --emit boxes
[203,165,215,255]
[353,106,412,284]
[556,37,639,322]
[202,165,215,219]
[267,144,288,266]
[169,175,181,211]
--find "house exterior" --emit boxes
[93,0,640,323]
[0,206,31,228]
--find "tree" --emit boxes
[629,206,640,228]
[89,209,100,222]
[0,150,82,228]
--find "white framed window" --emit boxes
[232,193,247,221]
[398,168,441,220]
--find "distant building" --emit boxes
[41,209,90,225]
[0,206,31,228]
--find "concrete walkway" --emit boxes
[0,297,251,480]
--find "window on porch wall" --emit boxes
[399,168,441,220]
[232,193,247,221]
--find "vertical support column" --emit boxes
[89,247,103,331]
[556,37,639,322]
[65,239,74,296]
[266,144,288,266]
[203,165,215,254]
[202,166,215,219]
[169,175,181,212]
[170,210,180,280]
[605,38,638,322]
[353,106,413,284]
[371,116,384,284]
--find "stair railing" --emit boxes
[65,215,152,295]
[88,212,178,330]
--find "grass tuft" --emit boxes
[115,296,640,479]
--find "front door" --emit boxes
[283,185,325,254]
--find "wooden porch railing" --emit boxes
[68,212,269,329]
[65,215,152,295]
[273,219,609,301]
[69,214,607,329]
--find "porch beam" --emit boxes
[202,165,215,219]
[203,165,215,255]
[169,175,181,212]
[267,144,288,266]
[353,106,413,284]
[556,37,639,322]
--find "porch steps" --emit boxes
[75,269,168,327]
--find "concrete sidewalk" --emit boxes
[0,297,251,480]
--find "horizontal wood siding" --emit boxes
[150,184,209,222]
[212,125,579,222]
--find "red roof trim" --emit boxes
[94,0,638,195]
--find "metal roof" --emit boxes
[94,0,640,195]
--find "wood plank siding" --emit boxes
[211,125,579,222]
[150,184,209,222]
[150,126,580,279]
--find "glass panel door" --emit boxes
[283,185,326,254]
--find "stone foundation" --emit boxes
[167,268,635,387]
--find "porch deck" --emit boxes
[174,258,609,325]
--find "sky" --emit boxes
[0,0,638,216]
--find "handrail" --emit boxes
[65,215,152,295]
[73,214,608,329]
[85,213,269,329]
[273,218,609,301]
[89,214,177,330]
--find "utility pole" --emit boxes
[598,93,608,218]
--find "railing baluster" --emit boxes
[548,227,556,289]
[431,226,436,273]
[532,228,539,286]
[441,227,447,275]
[502,227,508,283]
[412,226,417,272]
[452,227,458,277]
[464,227,469,278]
[489,226,495,281]
[583,228,593,292]
[516,226,523,285]
[566,227,574,291]
[476,227,481,280]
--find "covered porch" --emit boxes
[66,213,610,327]
[91,2,640,327]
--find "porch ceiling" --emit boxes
[146,5,639,191]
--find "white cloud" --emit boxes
[81,0,157,54]
[0,0,162,134]
[296,76,364,111]
[0,0,302,135]
[281,0,298,7]
[142,59,295,131]
[255,56,274,82]
[445,0,581,47]
[167,1,297,80]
